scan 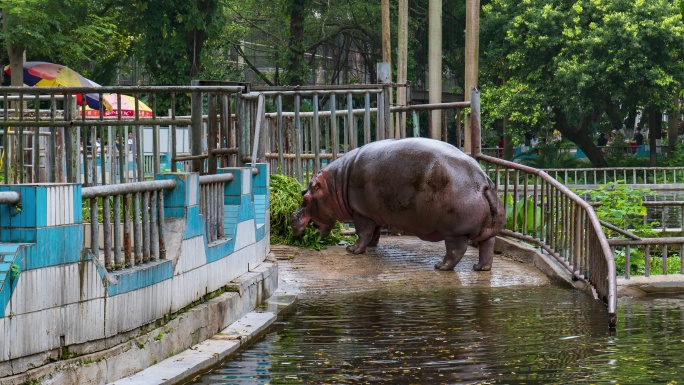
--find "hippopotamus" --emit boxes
[289,137,505,271]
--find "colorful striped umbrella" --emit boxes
[3,61,102,110]
[82,94,152,119]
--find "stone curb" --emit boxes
[108,287,298,385]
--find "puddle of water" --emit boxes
[187,286,684,384]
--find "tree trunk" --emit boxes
[6,44,24,86]
[396,0,408,139]
[3,8,24,86]
[576,140,607,168]
[503,116,514,160]
[428,0,442,139]
[286,0,306,86]
[648,106,659,166]
[464,0,481,153]
[668,95,680,155]
[554,108,607,167]
[381,0,394,136]
[185,30,207,78]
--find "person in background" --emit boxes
[597,132,608,147]
[530,134,539,148]
[127,132,133,151]
[497,135,504,157]
[524,131,532,146]
[634,129,644,146]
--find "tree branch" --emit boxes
[233,44,274,86]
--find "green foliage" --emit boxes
[614,249,682,276]
[504,194,542,234]
[518,141,589,169]
[576,182,657,238]
[10,263,19,279]
[480,0,684,167]
[1,0,130,79]
[661,142,684,167]
[270,174,355,250]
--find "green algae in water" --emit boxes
[189,287,684,385]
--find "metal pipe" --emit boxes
[199,173,235,185]
[114,195,122,269]
[151,190,159,261]
[251,94,265,170]
[0,191,20,204]
[82,179,176,198]
[142,191,150,262]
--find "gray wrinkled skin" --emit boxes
[290,137,505,271]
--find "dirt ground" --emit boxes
[271,235,550,294]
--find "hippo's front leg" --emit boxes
[346,213,378,254]
[435,235,468,270]
[474,236,496,271]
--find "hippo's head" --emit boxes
[289,172,339,239]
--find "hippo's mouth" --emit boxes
[290,210,310,236]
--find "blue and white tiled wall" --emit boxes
[0,164,270,362]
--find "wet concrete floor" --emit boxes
[272,236,550,294]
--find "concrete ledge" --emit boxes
[109,272,297,385]
[0,259,280,385]
[109,312,277,385]
[617,274,684,297]
[495,236,595,296]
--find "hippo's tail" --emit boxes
[473,181,505,242]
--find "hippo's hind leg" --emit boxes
[368,226,381,247]
[435,235,468,271]
[474,236,496,271]
[346,214,378,254]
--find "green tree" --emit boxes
[123,0,225,86]
[222,0,384,86]
[480,0,684,167]
[1,0,128,85]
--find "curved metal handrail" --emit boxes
[476,153,617,328]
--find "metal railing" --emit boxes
[609,237,684,278]
[544,167,684,188]
[0,85,247,185]
[590,200,684,278]
[256,85,470,185]
[199,173,233,243]
[252,85,389,184]
[477,154,618,327]
[82,179,176,271]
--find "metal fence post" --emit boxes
[470,87,481,156]
[377,62,392,139]
[190,80,203,173]
[208,92,218,175]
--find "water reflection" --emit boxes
[189,287,684,385]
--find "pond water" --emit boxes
[187,287,684,385]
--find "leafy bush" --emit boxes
[504,194,542,234]
[270,174,355,250]
[575,181,658,238]
[614,249,682,276]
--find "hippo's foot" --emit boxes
[434,260,457,271]
[346,243,367,255]
[473,236,496,272]
[473,262,492,271]
[435,235,468,271]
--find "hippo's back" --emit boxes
[342,138,499,239]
